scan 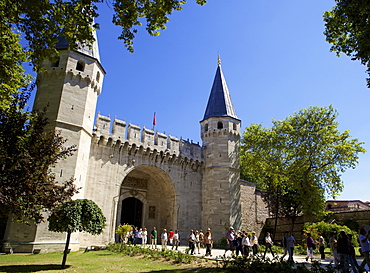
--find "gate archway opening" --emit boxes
[117,165,177,233]
[120,197,143,228]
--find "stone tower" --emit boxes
[33,34,105,198]
[3,34,106,252]
[200,58,241,241]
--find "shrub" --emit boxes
[303,221,359,247]
[222,255,337,273]
[107,243,196,264]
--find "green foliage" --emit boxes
[0,91,77,223]
[304,221,359,247]
[112,0,206,52]
[0,0,208,121]
[324,0,370,87]
[115,224,132,241]
[240,105,365,217]
[0,25,31,109]
[48,199,106,269]
[48,199,106,235]
[0,0,207,103]
[107,243,197,264]
[221,255,336,273]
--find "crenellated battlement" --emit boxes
[37,69,102,95]
[93,113,203,162]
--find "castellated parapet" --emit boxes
[94,113,203,164]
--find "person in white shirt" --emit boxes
[188,230,196,255]
[161,229,168,250]
[242,231,251,256]
[172,230,180,250]
[263,232,275,259]
[142,228,148,246]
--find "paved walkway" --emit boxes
[146,244,369,271]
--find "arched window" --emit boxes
[96,71,100,82]
[205,124,208,132]
[76,60,85,71]
[233,123,237,130]
[217,121,223,129]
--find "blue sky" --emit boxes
[60,1,370,201]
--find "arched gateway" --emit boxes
[117,166,177,234]
[1,33,270,253]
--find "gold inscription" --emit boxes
[123,177,148,189]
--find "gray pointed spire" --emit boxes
[202,60,238,121]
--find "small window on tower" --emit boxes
[233,123,237,130]
[76,60,85,71]
[50,57,60,67]
[205,124,208,132]
[96,71,100,82]
[149,206,156,219]
[217,121,223,129]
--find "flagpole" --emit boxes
[152,112,156,131]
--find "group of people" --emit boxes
[224,227,261,258]
[327,228,370,272]
[187,229,213,256]
[151,227,181,250]
[123,224,370,272]
[123,227,180,250]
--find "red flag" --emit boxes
[153,112,157,126]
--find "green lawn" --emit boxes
[0,250,225,273]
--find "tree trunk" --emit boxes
[61,231,71,269]
[272,190,280,242]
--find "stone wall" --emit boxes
[264,210,370,245]
[240,181,270,236]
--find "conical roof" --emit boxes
[55,30,101,61]
[202,62,238,121]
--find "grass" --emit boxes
[0,250,225,273]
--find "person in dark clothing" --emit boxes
[235,232,243,256]
[317,232,326,259]
[337,231,350,271]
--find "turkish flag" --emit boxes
[153,112,157,126]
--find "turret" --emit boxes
[33,31,105,197]
[200,57,241,242]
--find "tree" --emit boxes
[0,0,207,81]
[1,0,206,223]
[0,91,78,223]
[323,0,370,87]
[240,105,365,218]
[48,199,106,269]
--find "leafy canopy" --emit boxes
[0,0,206,222]
[48,199,106,235]
[304,220,359,247]
[0,91,78,223]
[0,0,206,108]
[324,0,370,87]
[240,105,365,216]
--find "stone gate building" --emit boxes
[2,34,269,252]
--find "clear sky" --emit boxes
[71,1,369,201]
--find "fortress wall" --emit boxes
[95,114,202,160]
[240,181,269,236]
[264,209,370,245]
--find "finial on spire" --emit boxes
[218,55,221,65]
